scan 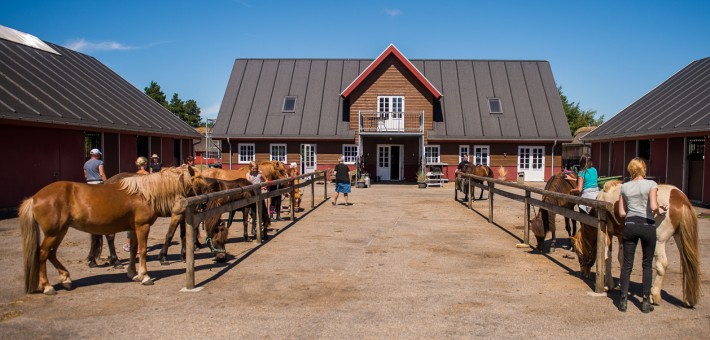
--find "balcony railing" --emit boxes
[358,111,424,133]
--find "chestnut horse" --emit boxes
[571,181,701,308]
[284,166,302,212]
[529,172,579,253]
[201,177,271,262]
[461,164,495,200]
[202,161,287,182]
[20,167,204,294]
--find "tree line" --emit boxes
[144,81,202,128]
[558,86,604,135]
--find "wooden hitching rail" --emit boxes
[181,170,329,290]
[455,171,612,294]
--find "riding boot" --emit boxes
[618,294,627,312]
[642,295,654,313]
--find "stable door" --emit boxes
[300,144,317,175]
[518,146,545,181]
[377,145,403,181]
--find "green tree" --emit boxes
[558,86,604,135]
[183,99,202,128]
[144,81,168,109]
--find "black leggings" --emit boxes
[619,217,657,297]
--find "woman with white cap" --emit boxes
[84,148,107,184]
[149,154,163,173]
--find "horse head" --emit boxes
[205,217,229,263]
[571,224,597,280]
[529,211,547,252]
[462,163,476,174]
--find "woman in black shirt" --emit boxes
[150,154,163,173]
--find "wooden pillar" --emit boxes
[468,178,472,209]
[323,170,328,200]
[524,190,530,245]
[455,176,458,201]
[595,209,607,293]
[488,182,494,224]
[256,191,263,244]
[185,205,195,290]
[311,175,315,209]
[290,181,296,222]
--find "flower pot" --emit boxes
[417,182,427,189]
[357,181,366,188]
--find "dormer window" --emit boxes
[282,97,297,113]
[488,98,502,113]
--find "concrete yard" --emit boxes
[0,182,709,339]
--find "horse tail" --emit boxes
[677,198,701,307]
[19,198,40,293]
[88,234,103,262]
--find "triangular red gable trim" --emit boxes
[340,44,442,99]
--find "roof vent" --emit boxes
[488,98,502,114]
[0,25,60,55]
[282,97,297,113]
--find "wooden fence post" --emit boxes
[323,171,328,200]
[468,178,472,209]
[524,190,530,245]
[311,175,315,209]
[290,180,296,222]
[256,192,263,244]
[185,205,195,290]
[595,209,607,293]
[488,182,494,224]
[455,176,458,201]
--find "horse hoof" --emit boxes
[142,278,154,286]
[132,275,141,282]
[44,287,57,295]
[160,260,170,266]
[88,262,99,268]
[62,281,72,290]
[113,264,124,270]
[551,248,556,253]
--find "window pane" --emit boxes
[489,99,502,113]
[283,97,296,112]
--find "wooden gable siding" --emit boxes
[349,54,434,143]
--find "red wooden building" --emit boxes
[582,56,710,205]
[212,45,571,182]
[0,25,200,208]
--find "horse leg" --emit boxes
[479,181,485,200]
[261,200,271,241]
[242,208,250,242]
[133,225,154,285]
[651,238,670,305]
[127,229,138,280]
[159,214,183,265]
[87,234,102,268]
[616,236,623,290]
[106,234,122,269]
[550,227,556,253]
[604,234,614,291]
[38,233,60,295]
[45,227,71,292]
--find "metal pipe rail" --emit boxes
[454,170,610,294]
[182,170,329,290]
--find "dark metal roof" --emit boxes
[213,58,571,140]
[582,57,710,141]
[0,35,201,138]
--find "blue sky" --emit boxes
[2,0,709,124]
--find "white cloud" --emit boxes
[233,0,251,8]
[383,8,402,17]
[201,102,221,119]
[64,38,169,53]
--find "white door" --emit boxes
[301,144,317,175]
[378,96,404,131]
[377,145,391,181]
[518,146,544,181]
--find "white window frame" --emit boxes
[473,145,490,166]
[282,96,297,113]
[459,145,470,163]
[342,144,358,164]
[238,143,255,164]
[425,145,440,164]
[270,143,287,163]
[488,98,503,114]
[377,95,405,114]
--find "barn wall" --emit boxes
[624,140,636,178]
[591,143,601,175]
[151,136,162,160]
[611,141,624,176]
[666,137,685,189]
[120,134,137,173]
[599,142,610,177]
[650,138,667,181]
[704,136,710,205]
[162,137,175,167]
[103,133,120,177]
[59,129,85,183]
[182,139,191,162]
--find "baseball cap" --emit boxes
[90,149,102,155]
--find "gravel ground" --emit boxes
[0,182,708,339]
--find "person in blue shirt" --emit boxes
[565,154,598,214]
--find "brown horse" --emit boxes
[461,164,494,200]
[529,172,579,253]
[20,167,204,295]
[571,181,701,307]
[201,177,271,262]
[202,161,287,182]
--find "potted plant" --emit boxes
[357,174,367,188]
[416,171,427,189]
[497,166,508,181]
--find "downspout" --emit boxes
[551,139,557,177]
[228,138,232,170]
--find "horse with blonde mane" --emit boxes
[284,166,302,211]
[529,172,580,252]
[461,164,495,201]
[19,167,204,294]
[571,180,701,308]
[202,161,287,182]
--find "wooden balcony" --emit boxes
[358,111,424,134]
